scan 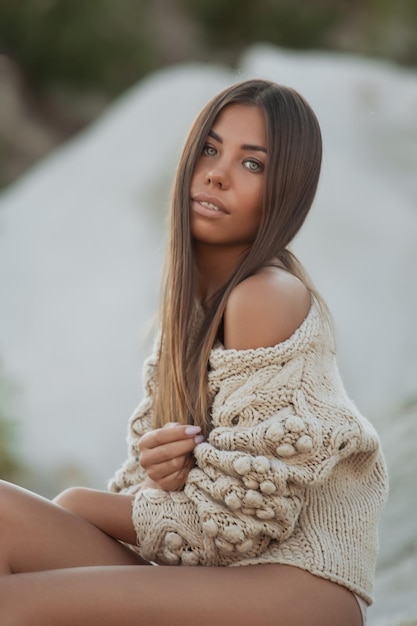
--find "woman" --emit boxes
[0,80,388,625]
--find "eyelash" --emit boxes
[202,144,264,173]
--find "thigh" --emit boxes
[0,563,363,626]
[0,480,147,574]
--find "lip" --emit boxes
[191,193,229,215]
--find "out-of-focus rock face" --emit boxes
[0,47,416,625]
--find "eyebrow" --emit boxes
[208,130,267,153]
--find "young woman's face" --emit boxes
[190,103,267,249]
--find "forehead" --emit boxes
[211,104,267,144]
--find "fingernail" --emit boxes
[184,425,201,435]
[194,435,204,444]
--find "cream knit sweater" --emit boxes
[109,302,388,604]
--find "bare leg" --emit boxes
[0,480,147,575]
[0,481,363,625]
[0,563,363,626]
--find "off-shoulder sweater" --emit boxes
[109,302,388,604]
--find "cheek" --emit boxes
[247,183,264,218]
[249,191,264,232]
[190,171,197,190]
[242,196,263,238]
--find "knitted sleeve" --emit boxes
[131,334,367,567]
[108,340,159,495]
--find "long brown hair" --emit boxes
[153,79,331,433]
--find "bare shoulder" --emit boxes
[223,267,311,350]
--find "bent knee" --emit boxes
[53,486,90,514]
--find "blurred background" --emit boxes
[0,2,416,625]
[1,0,416,190]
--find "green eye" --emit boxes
[244,160,263,172]
[203,145,217,156]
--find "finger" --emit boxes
[140,437,198,469]
[146,455,191,482]
[138,425,202,451]
[149,455,196,490]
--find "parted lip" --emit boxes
[191,193,229,214]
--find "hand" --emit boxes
[138,423,204,492]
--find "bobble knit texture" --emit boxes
[109,302,388,604]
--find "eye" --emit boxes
[244,159,264,173]
[202,144,217,157]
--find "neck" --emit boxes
[193,242,249,302]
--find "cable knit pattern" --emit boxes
[109,303,388,604]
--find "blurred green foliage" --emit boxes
[183,0,417,66]
[0,0,156,93]
[366,0,417,62]
[0,417,20,480]
[0,0,415,97]
[182,0,342,53]
[0,0,415,189]
[0,374,22,481]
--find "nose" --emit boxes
[205,166,229,189]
